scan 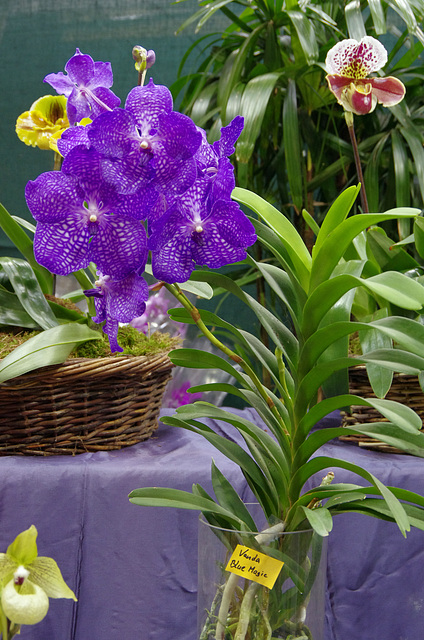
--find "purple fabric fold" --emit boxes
[0,409,423,639]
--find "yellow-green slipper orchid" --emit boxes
[0,525,76,628]
[16,95,69,150]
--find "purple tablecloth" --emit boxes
[1,408,423,639]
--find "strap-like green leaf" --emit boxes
[300,506,333,537]
[233,187,312,290]
[129,486,245,527]
[0,203,52,293]
[334,499,424,532]
[387,0,419,33]
[147,265,213,299]
[414,217,424,259]
[360,318,393,398]
[236,71,282,164]
[175,402,290,475]
[188,382,247,402]
[313,185,359,258]
[299,316,424,380]
[0,288,39,329]
[296,348,424,415]
[345,0,367,40]
[219,23,267,123]
[176,0,238,34]
[248,217,307,304]
[366,271,424,310]
[180,279,214,299]
[176,404,290,510]
[283,78,303,212]
[399,124,424,202]
[247,258,303,335]
[181,270,300,368]
[0,324,101,383]
[168,348,247,386]
[286,10,319,64]
[363,134,389,212]
[368,0,387,34]
[295,398,423,464]
[366,226,418,271]
[295,386,423,451]
[291,456,410,536]
[161,414,277,516]
[0,257,58,330]
[391,128,411,207]
[309,208,421,292]
[210,461,258,531]
[317,261,364,400]
[351,422,424,457]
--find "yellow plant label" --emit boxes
[225,544,284,589]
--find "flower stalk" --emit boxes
[345,111,369,213]
[164,283,290,437]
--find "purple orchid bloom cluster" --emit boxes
[25,49,257,352]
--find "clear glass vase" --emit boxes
[197,510,327,640]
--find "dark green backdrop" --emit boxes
[0,0,221,253]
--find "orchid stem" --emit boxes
[234,581,260,640]
[138,69,146,87]
[0,602,8,640]
[74,269,96,317]
[345,111,369,213]
[163,283,290,436]
[53,151,63,172]
[215,572,239,640]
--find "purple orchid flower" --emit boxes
[25,146,148,277]
[87,79,202,194]
[195,116,244,201]
[44,48,121,125]
[57,122,92,156]
[130,287,187,338]
[148,176,257,283]
[85,272,149,352]
[166,381,202,408]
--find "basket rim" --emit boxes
[0,350,175,387]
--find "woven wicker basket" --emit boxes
[340,365,424,454]
[0,351,174,456]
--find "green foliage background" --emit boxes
[172,0,424,238]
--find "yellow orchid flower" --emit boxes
[49,116,92,155]
[16,95,69,150]
[0,525,76,631]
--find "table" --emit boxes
[323,438,424,640]
[1,408,423,639]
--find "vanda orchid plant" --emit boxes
[0,46,255,379]
[1,37,424,639]
[128,37,424,640]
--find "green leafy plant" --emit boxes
[172,0,424,235]
[130,184,424,638]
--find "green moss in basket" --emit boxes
[0,325,178,360]
[349,332,362,356]
[74,325,179,358]
[0,330,40,358]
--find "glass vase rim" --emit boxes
[199,512,313,537]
